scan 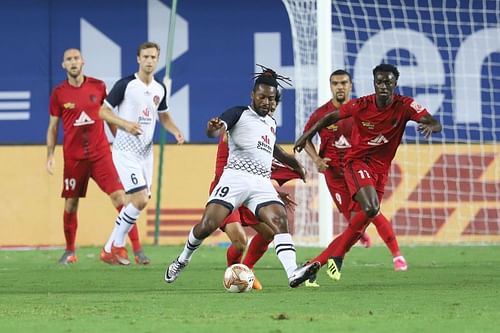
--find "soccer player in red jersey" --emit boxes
[46,48,150,265]
[294,64,442,280]
[302,69,408,273]
[211,91,303,290]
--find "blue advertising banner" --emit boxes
[0,0,498,144]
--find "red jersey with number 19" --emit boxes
[49,77,108,161]
[339,94,430,173]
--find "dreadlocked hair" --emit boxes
[253,64,292,91]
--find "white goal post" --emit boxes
[282,0,500,246]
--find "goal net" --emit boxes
[282,0,500,246]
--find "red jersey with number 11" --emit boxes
[339,94,430,173]
[49,77,108,161]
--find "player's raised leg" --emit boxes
[165,203,231,283]
[256,203,320,288]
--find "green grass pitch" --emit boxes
[0,245,499,333]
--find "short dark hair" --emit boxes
[372,64,399,80]
[137,41,160,56]
[330,69,352,82]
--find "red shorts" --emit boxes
[323,167,357,220]
[209,177,259,230]
[344,160,388,202]
[62,154,123,198]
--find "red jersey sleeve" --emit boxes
[49,89,61,117]
[402,97,430,122]
[303,108,321,133]
[338,98,360,119]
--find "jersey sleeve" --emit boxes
[104,76,132,108]
[405,97,430,122]
[303,109,320,133]
[157,81,169,112]
[49,89,61,117]
[219,106,246,131]
[338,99,358,118]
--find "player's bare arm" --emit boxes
[273,144,306,181]
[46,115,60,175]
[417,114,442,138]
[206,117,224,138]
[98,104,143,136]
[159,112,185,144]
[294,111,341,152]
[304,140,331,172]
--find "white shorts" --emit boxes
[207,168,283,216]
[112,150,153,195]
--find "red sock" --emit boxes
[128,224,142,252]
[226,244,243,266]
[372,213,401,257]
[63,211,77,252]
[242,234,271,269]
[310,211,369,265]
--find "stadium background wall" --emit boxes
[1,144,498,247]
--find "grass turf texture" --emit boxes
[0,245,499,333]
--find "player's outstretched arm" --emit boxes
[294,111,340,152]
[159,112,185,144]
[99,104,143,136]
[206,117,224,138]
[417,114,442,138]
[303,140,331,173]
[46,115,59,175]
[273,144,306,181]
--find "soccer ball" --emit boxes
[223,264,255,293]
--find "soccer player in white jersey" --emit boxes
[98,42,184,265]
[165,67,320,288]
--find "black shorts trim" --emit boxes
[255,200,285,217]
[206,199,234,212]
[126,185,148,195]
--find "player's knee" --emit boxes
[363,203,380,218]
[232,238,247,253]
[270,213,289,233]
[199,216,220,236]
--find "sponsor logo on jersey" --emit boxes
[63,102,75,110]
[138,107,152,125]
[73,111,95,126]
[362,121,375,129]
[153,95,160,106]
[334,135,351,149]
[327,124,338,131]
[410,100,425,113]
[367,134,389,146]
[257,134,272,154]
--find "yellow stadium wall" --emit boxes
[0,144,499,248]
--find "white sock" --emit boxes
[273,233,298,278]
[104,223,119,253]
[178,227,203,263]
[113,203,141,247]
